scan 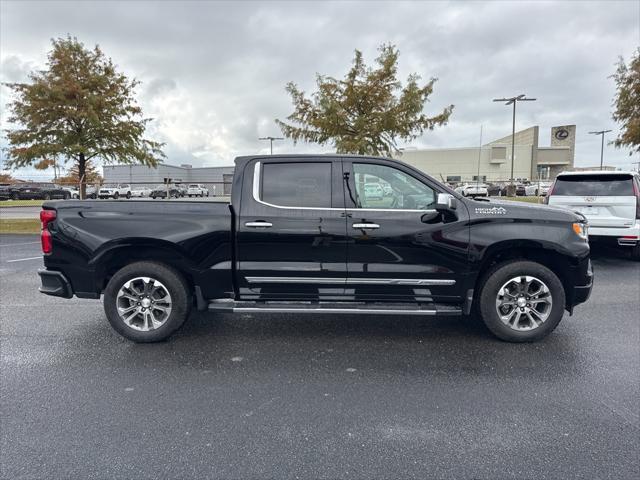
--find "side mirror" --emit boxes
[435,193,457,211]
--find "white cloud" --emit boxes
[1,0,638,178]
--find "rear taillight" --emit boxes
[544,180,556,204]
[632,179,640,220]
[40,209,56,254]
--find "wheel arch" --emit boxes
[475,240,576,308]
[91,240,198,293]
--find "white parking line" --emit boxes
[6,256,42,263]
[0,242,40,247]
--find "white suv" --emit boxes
[187,184,209,197]
[98,184,131,199]
[547,171,640,259]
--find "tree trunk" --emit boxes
[78,154,86,200]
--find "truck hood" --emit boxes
[465,197,586,223]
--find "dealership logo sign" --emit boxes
[475,206,507,215]
[555,129,569,140]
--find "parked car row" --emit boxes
[448,181,553,197]
[0,183,72,200]
[0,183,219,201]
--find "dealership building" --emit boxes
[103,124,575,190]
[395,125,576,183]
[102,163,234,195]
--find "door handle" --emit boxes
[352,223,380,229]
[245,221,273,228]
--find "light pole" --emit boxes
[259,136,284,155]
[588,130,612,170]
[493,94,536,194]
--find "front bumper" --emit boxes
[38,269,73,298]
[568,259,593,310]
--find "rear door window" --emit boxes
[261,162,332,208]
[553,175,634,196]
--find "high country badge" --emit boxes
[475,206,507,215]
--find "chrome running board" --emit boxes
[207,300,461,316]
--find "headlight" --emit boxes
[572,222,588,240]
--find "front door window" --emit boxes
[352,163,436,210]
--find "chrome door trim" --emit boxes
[347,278,455,286]
[246,276,344,284]
[352,223,380,229]
[245,276,455,286]
[245,221,273,228]
[252,161,435,213]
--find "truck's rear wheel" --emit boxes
[104,261,191,342]
[478,260,565,342]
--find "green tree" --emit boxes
[276,43,453,157]
[611,48,640,155]
[3,36,164,197]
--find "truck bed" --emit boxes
[42,199,234,300]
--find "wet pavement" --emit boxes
[1,235,638,479]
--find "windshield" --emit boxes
[554,174,634,196]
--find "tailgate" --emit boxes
[549,195,636,228]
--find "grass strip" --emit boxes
[0,219,41,234]
[0,200,44,207]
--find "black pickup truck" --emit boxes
[38,155,593,343]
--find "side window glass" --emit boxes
[261,162,332,208]
[352,163,436,210]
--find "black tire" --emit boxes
[630,244,640,261]
[114,192,119,200]
[43,193,51,200]
[151,195,156,200]
[63,192,71,200]
[103,261,191,342]
[478,260,566,342]
[126,192,131,199]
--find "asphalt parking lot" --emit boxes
[1,234,638,479]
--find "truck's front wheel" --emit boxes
[103,261,191,342]
[478,260,565,342]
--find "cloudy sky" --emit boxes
[1,0,638,178]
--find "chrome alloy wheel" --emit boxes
[495,275,553,331]
[116,277,172,331]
